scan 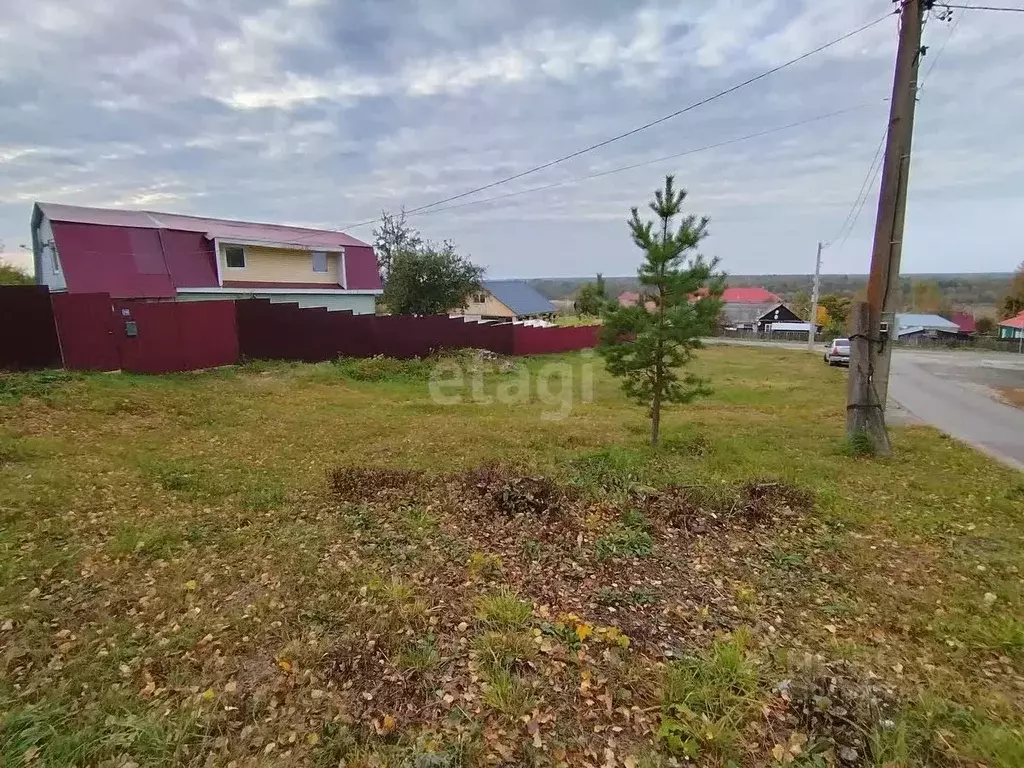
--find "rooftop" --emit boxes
[35,202,370,250]
[484,280,555,317]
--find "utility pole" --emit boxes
[808,241,823,350]
[846,0,927,453]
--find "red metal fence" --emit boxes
[1,287,598,373]
[0,286,61,370]
[234,299,527,361]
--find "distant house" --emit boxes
[617,290,655,311]
[948,311,977,335]
[31,202,382,313]
[453,280,555,321]
[718,286,783,330]
[895,313,963,341]
[617,290,640,307]
[755,303,803,332]
[998,310,1024,339]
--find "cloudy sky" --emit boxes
[1,0,1021,278]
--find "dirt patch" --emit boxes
[995,386,1024,410]
[636,480,812,532]
[329,465,427,502]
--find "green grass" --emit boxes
[659,631,760,760]
[474,589,533,630]
[1,347,1022,765]
[481,667,535,718]
[473,630,537,672]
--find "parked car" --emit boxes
[824,338,851,366]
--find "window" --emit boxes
[473,292,487,303]
[48,247,60,273]
[311,251,328,273]
[224,245,246,269]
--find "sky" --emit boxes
[1,0,1021,279]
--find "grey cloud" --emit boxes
[0,0,1020,279]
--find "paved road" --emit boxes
[708,339,1024,470]
[888,350,1024,470]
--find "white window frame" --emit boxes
[311,250,329,273]
[224,245,246,269]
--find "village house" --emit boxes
[31,203,382,313]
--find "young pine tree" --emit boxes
[599,176,725,446]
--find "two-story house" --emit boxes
[30,203,382,313]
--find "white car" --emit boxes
[824,338,851,366]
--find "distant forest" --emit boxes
[528,273,1015,313]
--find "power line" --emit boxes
[370,102,882,224]
[838,143,885,249]
[832,130,887,248]
[342,11,896,229]
[922,1,968,85]
[934,3,1024,11]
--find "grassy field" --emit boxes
[1,347,1022,767]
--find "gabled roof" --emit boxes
[895,313,961,335]
[721,302,779,326]
[33,202,382,298]
[722,286,781,304]
[484,280,554,317]
[35,202,370,250]
[999,310,1024,329]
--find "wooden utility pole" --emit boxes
[846,0,926,453]
[808,241,823,350]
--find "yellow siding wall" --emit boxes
[220,244,341,285]
[451,291,514,318]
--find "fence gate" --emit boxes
[50,292,121,371]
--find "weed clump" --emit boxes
[775,657,900,766]
[659,630,760,761]
[463,462,565,517]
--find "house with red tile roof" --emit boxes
[31,203,383,313]
[718,286,784,329]
[998,310,1024,339]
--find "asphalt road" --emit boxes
[887,350,1024,471]
[708,339,1024,470]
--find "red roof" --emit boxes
[618,291,640,307]
[35,202,381,299]
[1000,310,1024,329]
[949,311,977,334]
[721,287,781,303]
